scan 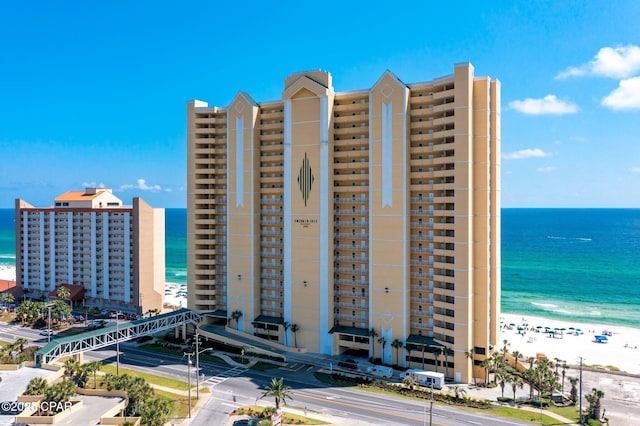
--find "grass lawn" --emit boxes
[101,364,192,390]
[313,372,357,387]
[139,343,228,365]
[233,405,328,425]
[153,388,198,420]
[250,361,280,371]
[489,406,563,425]
[0,339,11,346]
[548,405,580,421]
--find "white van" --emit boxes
[412,371,445,389]
[367,365,393,378]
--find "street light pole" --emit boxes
[429,382,433,426]
[195,329,200,401]
[184,351,193,418]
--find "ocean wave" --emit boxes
[547,236,592,241]
[531,302,558,309]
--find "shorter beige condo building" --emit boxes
[15,187,165,315]
[187,63,500,383]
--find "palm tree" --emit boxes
[64,358,80,379]
[480,358,491,386]
[496,371,508,398]
[377,336,387,364]
[290,323,300,348]
[43,379,76,412]
[140,397,174,426]
[56,285,72,313]
[391,339,403,367]
[260,377,293,410]
[561,363,569,395]
[402,374,417,390]
[24,377,49,395]
[15,337,27,353]
[369,328,378,360]
[511,350,521,370]
[502,339,510,356]
[443,347,453,380]
[585,387,605,420]
[451,385,467,400]
[85,360,103,389]
[230,310,243,330]
[405,342,413,368]
[568,377,579,403]
[511,375,523,401]
[464,348,476,385]
[433,347,442,374]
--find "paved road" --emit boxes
[87,346,534,426]
[5,323,639,425]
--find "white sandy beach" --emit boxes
[0,265,16,282]
[501,313,640,374]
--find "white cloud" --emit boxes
[601,76,640,110]
[556,45,640,79]
[118,178,164,193]
[509,95,578,115]
[81,182,106,188]
[631,167,640,173]
[536,166,555,173]
[502,148,552,160]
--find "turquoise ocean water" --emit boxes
[2,208,639,328]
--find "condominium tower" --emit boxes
[187,63,500,383]
[15,188,165,315]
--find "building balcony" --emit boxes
[261,197,284,205]
[335,221,368,227]
[334,313,367,321]
[335,301,369,309]
[411,310,433,317]
[410,322,433,330]
[334,290,368,297]
[335,267,368,274]
[410,247,433,254]
[334,232,369,238]
[335,256,368,262]
[410,259,434,266]
[334,196,368,204]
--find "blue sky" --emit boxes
[1,1,640,208]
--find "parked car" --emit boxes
[338,358,359,370]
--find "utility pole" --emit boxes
[184,351,193,418]
[578,356,584,425]
[429,382,434,426]
[195,329,200,401]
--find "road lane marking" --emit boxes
[291,391,447,425]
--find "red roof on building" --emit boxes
[48,283,85,301]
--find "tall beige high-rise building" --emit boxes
[187,63,500,383]
[15,188,165,315]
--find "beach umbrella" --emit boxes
[536,325,543,329]
[509,323,516,327]
[568,327,575,330]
